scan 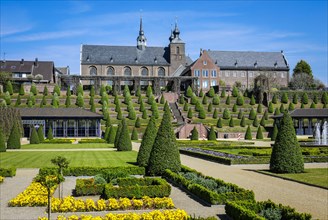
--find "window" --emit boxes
[89,66,97,76]
[211,80,216,86]
[202,80,208,88]
[177,46,180,54]
[241,72,245,77]
[158,67,165,76]
[211,70,217,77]
[141,67,148,76]
[202,70,208,77]
[225,72,229,77]
[124,66,132,76]
[194,69,200,77]
[107,66,115,76]
[203,60,207,65]
[281,73,285,78]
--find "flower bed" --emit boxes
[164,166,254,205]
[225,200,311,220]
[38,209,188,220]
[0,176,4,183]
[8,182,57,207]
[51,196,175,212]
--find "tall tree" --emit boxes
[30,126,40,144]
[37,125,45,142]
[131,127,138,140]
[270,112,304,173]
[0,126,6,152]
[114,121,123,148]
[19,84,25,95]
[147,102,181,175]
[190,127,199,140]
[6,81,13,95]
[208,126,216,140]
[293,60,313,78]
[47,127,54,140]
[7,121,21,149]
[137,116,158,167]
[244,125,252,140]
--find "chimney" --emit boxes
[20,59,24,65]
[34,58,38,66]
[200,48,203,57]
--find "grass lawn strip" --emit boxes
[256,168,328,189]
[0,151,137,168]
[21,143,113,149]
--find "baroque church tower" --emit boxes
[137,17,147,50]
[169,21,186,74]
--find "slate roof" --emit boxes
[19,108,103,119]
[81,45,170,66]
[0,60,55,82]
[207,50,289,70]
[272,109,328,119]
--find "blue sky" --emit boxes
[1,1,327,85]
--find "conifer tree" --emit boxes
[190,127,199,140]
[137,116,158,167]
[256,126,263,139]
[232,103,237,112]
[151,102,159,119]
[179,94,185,104]
[236,95,244,106]
[244,125,252,140]
[139,99,145,112]
[19,84,25,95]
[54,85,60,96]
[7,121,21,149]
[191,94,197,105]
[202,95,208,105]
[40,95,47,107]
[186,86,193,98]
[229,117,234,127]
[208,126,216,140]
[212,95,220,105]
[272,94,277,104]
[270,112,304,173]
[47,127,53,140]
[240,115,246,127]
[292,93,298,104]
[310,102,316,108]
[100,85,107,96]
[268,101,274,113]
[160,95,165,104]
[90,86,95,97]
[66,86,71,97]
[212,108,218,119]
[195,101,201,112]
[105,116,111,128]
[114,121,123,148]
[260,115,266,127]
[321,92,328,105]
[183,102,189,111]
[43,86,48,96]
[135,117,141,128]
[207,87,215,97]
[65,95,71,107]
[117,119,132,151]
[128,102,136,120]
[115,101,120,112]
[76,93,84,107]
[30,126,40,144]
[142,109,148,119]
[313,94,318,104]
[107,126,116,144]
[264,109,269,120]
[187,108,193,119]
[220,90,226,98]
[207,102,213,112]
[249,108,256,120]
[27,100,33,108]
[147,103,180,175]
[52,93,59,108]
[199,89,204,97]
[301,93,308,104]
[253,116,259,127]
[0,126,6,152]
[104,126,110,141]
[257,104,262,113]
[5,81,13,95]
[89,96,94,106]
[77,84,83,96]
[90,102,96,112]
[232,86,239,97]
[4,92,11,106]
[131,127,138,140]
[301,103,305,108]
[288,102,295,111]
[217,117,223,128]
[15,95,21,107]
[114,94,119,105]
[237,109,243,119]
[250,95,256,105]
[274,107,281,116]
[146,85,153,97]
[198,107,206,119]
[281,92,288,104]
[271,123,278,141]
[116,108,122,120]
[136,87,141,97]
[225,95,231,105]
[279,104,285,113]
[37,125,45,142]
[148,94,155,105]
[223,108,230,119]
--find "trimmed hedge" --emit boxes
[75,178,106,196]
[42,139,73,144]
[39,166,145,176]
[104,177,171,199]
[0,168,16,177]
[163,166,255,205]
[78,139,106,143]
[225,200,311,220]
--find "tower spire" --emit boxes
[137,13,147,50]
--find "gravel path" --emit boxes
[181,154,328,220]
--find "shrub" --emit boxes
[279,104,285,113]
[147,103,181,175]
[30,83,38,95]
[272,94,277,104]
[54,84,60,95]
[117,119,132,151]
[202,95,208,105]
[134,117,141,128]
[5,81,13,95]
[212,95,220,105]
[207,102,213,112]
[4,92,11,105]
[107,126,116,144]
[321,92,328,104]
[232,104,237,112]
[191,94,197,105]
[212,108,218,119]
[207,87,215,98]
[301,93,308,104]
[198,107,206,119]
[128,104,136,120]
[260,116,266,127]
[183,102,189,111]
[249,108,256,120]
[14,95,21,107]
[19,84,25,95]
[253,117,259,127]
[187,108,193,119]
[190,127,199,140]
[220,90,226,98]
[65,95,71,107]
[208,126,216,140]
[43,86,48,96]
[288,102,295,111]
[160,95,165,104]
[232,87,239,97]
[228,117,234,127]
[257,104,262,113]
[47,127,53,140]
[270,112,304,173]
[199,89,204,97]
[245,125,252,140]
[236,95,244,106]
[223,108,230,119]
[217,117,223,128]
[250,95,256,105]
[40,95,46,107]
[271,124,278,141]
[7,122,21,149]
[292,93,298,104]
[256,126,263,139]
[179,94,185,104]
[281,92,288,104]
[0,126,6,152]
[274,107,280,116]
[131,127,138,140]
[75,178,105,196]
[237,109,243,119]
[137,116,157,167]
[186,86,193,98]
[114,121,122,148]
[268,102,274,113]
[142,109,148,119]
[66,86,71,97]
[151,102,159,119]
[116,108,122,120]
[225,95,231,105]
[139,99,145,112]
[77,84,83,96]
[310,102,316,108]
[0,168,16,177]
[37,125,45,142]
[76,93,84,107]
[240,116,246,127]
[30,126,40,144]
[313,94,318,104]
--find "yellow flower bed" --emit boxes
[0,176,4,183]
[51,196,175,212]
[38,209,188,220]
[8,182,56,207]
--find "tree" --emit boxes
[236,95,244,106]
[202,95,208,105]
[142,109,148,119]
[117,119,132,151]
[207,87,215,97]
[313,94,318,104]
[54,85,60,96]
[270,112,304,173]
[288,102,295,111]
[65,95,71,107]
[66,86,71,97]
[15,95,21,107]
[7,122,21,149]
[37,125,45,142]
[237,109,243,119]
[137,116,158,167]
[107,126,116,144]
[77,84,83,96]
[279,104,285,113]
[4,91,11,105]
[160,95,165,104]
[147,103,180,175]
[114,121,123,148]
[212,95,220,105]
[321,92,328,105]
[101,84,107,96]
[212,108,218,119]
[301,93,308,105]
[128,103,136,120]
[231,104,237,112]
[289,72,314,90]
[131,127,138,140]
[0,126,6,152]
[40,95,47,107]
[252,116,259,127]
[272,94,277,104]
[217,117,223,128]
[183,102,189,111]
[225,95,231,105]
[139,99,145,112]
[90,86,95,97]
[220,90,226,98]
[198,107,206,119]
[274,107,281,116]
[208,126,216,140]
[293,60,313,78]
[136,87,141,97]
[232,86,239,97]
[199,89,204,97]
[76,93,84,107]
[229,117,234,127]
[191,94,197,105]
[148,94,155,105]
[30,126,40,144]
[135,117,141,128]
[43,86,48,96]
[310,102,316,108]
[116,108,122,120]
[52,93,59,108]
[240,115,246,127]
[292,94,298,104]
[250,95,256,105]
[151,102,159,119]
[187,108,193,119]
[244,125,252,140]
[271,124,278,141]
[90,102,96,112]
[256,126,263,139]
[260,115,266,127]
[19,84,25,95]
[257,104,263,114]
[47,127,53,140]
[51,156,69,199]
[190,127,199,140]
[146,85,153,97]
[207,102,213,112]
[6,81,13,95]
[179,94,185,104]
[104,126,111,141]
[223,108,230,119]
[249,108,256,120]
[264,110,269,120]
[186,86,193,98]
[268,102,273,113]
[281,92,288,104]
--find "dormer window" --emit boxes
[154,57,157,63]
[254,61,258,68]
[235,60,238,67]
[274,61,278,68]
[135,57,138,63]
[86,55,90,61]
[110,56,113,63]
[203,60,207,65]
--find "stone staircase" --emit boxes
[169,102,184,125]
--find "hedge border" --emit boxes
[0,168,16,177]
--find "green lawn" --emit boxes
[261,168,328,189]
[21,143,113,149]
[0,151,137,168]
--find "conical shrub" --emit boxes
[190,127,199,140]
[244,125,252,140]
[30,126,40,144]
[208,126,216,140]
[7,122,21,149]
[117,119,132,151]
